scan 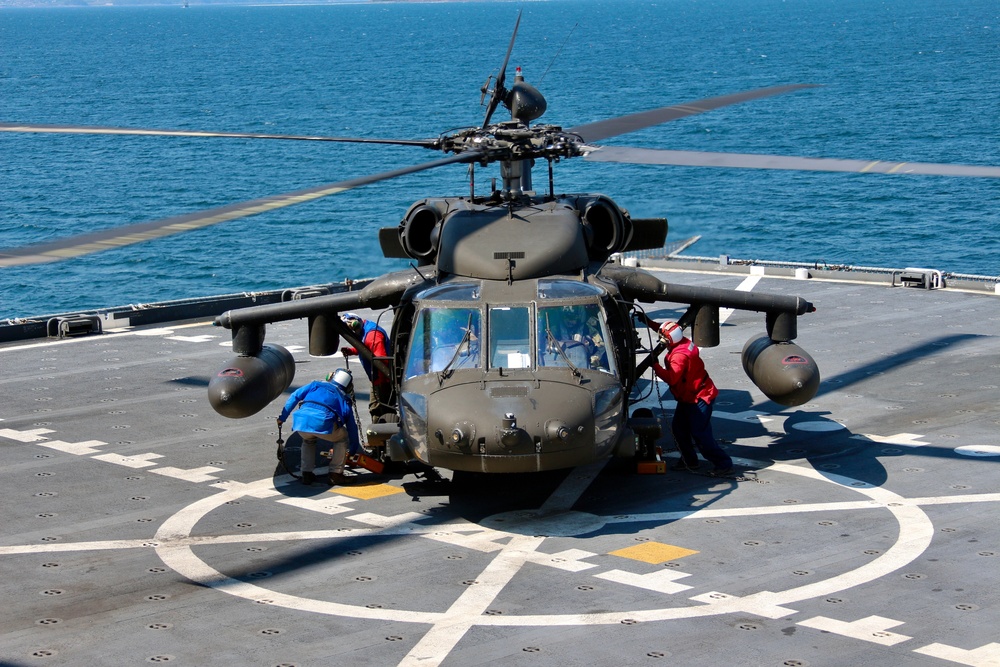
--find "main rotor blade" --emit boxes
[568,84,820,144]
[584,146,1000,178]
[0,151,480,268]
[482,10,522,128]
[0,122,438,148]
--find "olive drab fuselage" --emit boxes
[389,274,637,473]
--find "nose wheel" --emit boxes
[630,407,666,474]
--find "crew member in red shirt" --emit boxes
[340,313,396,423]
[651,320,734,476]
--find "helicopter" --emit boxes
[4,13,1000,474]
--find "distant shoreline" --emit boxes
[0,0,512,7]
[0,0,514,7]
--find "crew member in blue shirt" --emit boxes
[277,369,361,486]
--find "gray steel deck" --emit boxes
[2,265,999,666]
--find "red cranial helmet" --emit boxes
[659,321,684,346]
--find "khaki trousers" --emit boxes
[299,426,349,474]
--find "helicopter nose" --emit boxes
[421,379,606,472]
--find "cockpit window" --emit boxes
[404,307,481,378]
[537,279,604,300]
[404,298,614,377]
[417,283,481,301]
[489,306,531,369]
[537,303,615,374]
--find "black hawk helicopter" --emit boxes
[4,13,1000,474]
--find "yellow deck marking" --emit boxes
[331,483,405,500]
[609,542,698,564]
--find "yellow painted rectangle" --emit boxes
[332,483,404,500]
[609,542,699,564]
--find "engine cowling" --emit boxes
[582,196,627,259]
[400,202,443,262]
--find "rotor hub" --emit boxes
[438,123,584,166]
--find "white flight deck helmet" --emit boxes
[659,321,684,347]
[326,369,354,392]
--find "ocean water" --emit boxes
[2,0,999,319]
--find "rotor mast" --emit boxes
[486,66,548,199]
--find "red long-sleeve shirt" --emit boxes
[652,337,718,404]
[344,326,390,386]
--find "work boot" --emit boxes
[301,471,317,486]
[671,459,699,471]
[329,471,352,486]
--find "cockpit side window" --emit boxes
[404,306,482,378]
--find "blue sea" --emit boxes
[2,0,999,319]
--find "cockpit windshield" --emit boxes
[403,281,615,378]
[537,303,614,373]
[404,307,482,379]
[489,306,531,369]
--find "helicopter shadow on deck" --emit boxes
[635,377,978,498]
[271,430,575,513]
[269,432,601,527]
[576,380,991,546]
[564,403,900,544]
[628,319,990,479]
[711,388,890,485]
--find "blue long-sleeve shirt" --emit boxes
[279,381,361,453]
